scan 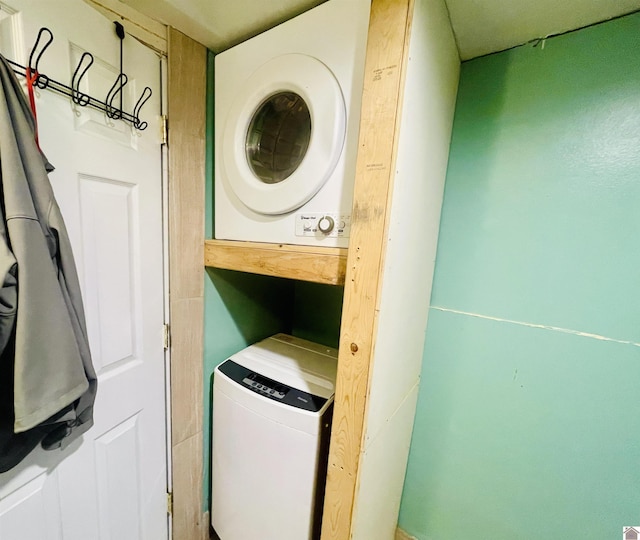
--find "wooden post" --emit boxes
[320,1,415,538]
[168,27,208,540]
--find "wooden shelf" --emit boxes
[204,239,348,286]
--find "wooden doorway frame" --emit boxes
[167,27,208,540]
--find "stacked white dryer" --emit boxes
[214,0,371,247]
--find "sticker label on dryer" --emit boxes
[295,213,351,238]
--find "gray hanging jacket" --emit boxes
[0,54,96,471]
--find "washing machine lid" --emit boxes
[227,334,338,400]
[221,53,346,215]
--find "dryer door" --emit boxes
[221,53,346,215]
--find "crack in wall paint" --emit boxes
[430,306,640,348]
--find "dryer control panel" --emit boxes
[295,213,351,238]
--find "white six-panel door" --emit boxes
[0,2,167,539]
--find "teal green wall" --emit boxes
[291,281,343,349]
[203,268,294,508]
[203,50,294,506]
[399,13,640,539]
[203,52,344,509]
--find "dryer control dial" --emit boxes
[295,213,351,238]
[318,216,335,234]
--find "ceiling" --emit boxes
[123,0,640,59]
[447,0,640,59]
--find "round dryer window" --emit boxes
[221,53,346,215]
[245,92,312,184]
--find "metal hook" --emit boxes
[7,25,150,131]
[28,27,53,73]
[132,86,152,130]
[105,73,128,119]
[71,52,94,106]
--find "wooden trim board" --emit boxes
[167,27,207,540]
[204,239,348,285]
[82,0,167,54]
[320,0,414,538]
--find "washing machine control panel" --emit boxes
[218,360,329,412]
[242,372,287,399]
[295,213,351,238]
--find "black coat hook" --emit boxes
[6,26,152,130]
[26,27,53,91]
[105,73,128,120]
[71,52,94,106]
[132,87,152,130]
[28,27,53,73]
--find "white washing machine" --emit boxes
[211,334,338,540]
[214,0,371,247]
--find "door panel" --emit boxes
[0,473,62,540]
[0,1,167,539]
[79,175,140,371]
[94,415,143,540]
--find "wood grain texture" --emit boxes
[168,28,207,300]
[201,511,211,540]
[204,239,348,285]
[168,28,207,540]
[320,1,414,539]
[172,433,206,540]
[170,297,205,446]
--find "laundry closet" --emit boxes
[168,0,458,538]
[1,0,631,538]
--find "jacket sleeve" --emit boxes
[0,55,95,437]
[0,199,17,356]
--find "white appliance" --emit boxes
[211,334,338,540]
[214,0,371,247]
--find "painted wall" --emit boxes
[398,12,640,539]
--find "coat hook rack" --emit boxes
[5,26,152,130]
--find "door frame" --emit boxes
[166,27,208,540]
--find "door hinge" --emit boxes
[163,323,171,350]
[167,491,173,515]
[161,114,168,145]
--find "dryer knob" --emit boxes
[318,216,335,234]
